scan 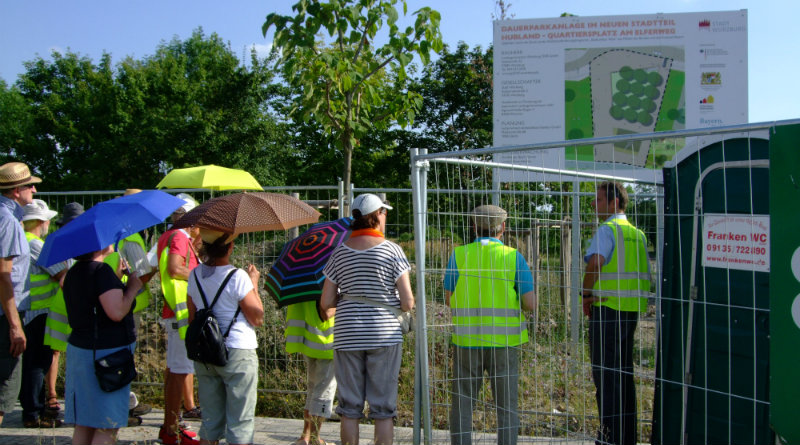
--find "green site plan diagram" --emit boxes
[565,47,685,169]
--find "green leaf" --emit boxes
[386,6,398,25]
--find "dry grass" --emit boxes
[49,236,654,441]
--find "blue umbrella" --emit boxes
[38,190,186,267]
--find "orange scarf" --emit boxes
[350,228,384,238]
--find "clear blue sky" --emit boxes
[1,0,796,122]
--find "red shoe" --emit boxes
[158,426,199,445]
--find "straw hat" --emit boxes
[0,162,42,189]
[199,228,237,244]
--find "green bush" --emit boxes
[647,71,663,86]
[630,82,644,96]
[627,96,641,110]
[619,65,634,80]
[637,110,653,126]
[568,128,584,139]
[612,92,627,106]
[624,108,638,123]
[644,85,660,100]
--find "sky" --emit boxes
[1,0,797,123]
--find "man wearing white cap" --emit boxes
[156,193,201,445]
[20,199,65,427]
[0,161,40,426]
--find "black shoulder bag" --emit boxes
[93,304,137,392]
[185,269,239,367]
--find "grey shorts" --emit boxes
[164,317,193,374]
[305,356,337,418]
[334,343,402,420]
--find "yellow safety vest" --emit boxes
[43,289,71,351]
[25,232,59,311]
[104,233,152,313]
[159,232,191,339]
[589,218,651,312]
[451,240,528,348]
[285,300,334,360]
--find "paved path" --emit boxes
[0,402,596,444]
[0,401,441,445]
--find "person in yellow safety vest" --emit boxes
[581,181,652,445]
[156,193,202,445]
[284,299,336,445]
[21,199,67,427]
[443,205,537,445]
[104,232,155,312]
[42,202,83,417]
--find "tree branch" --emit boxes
[324,82,342,132]
[352,55,394,93]
[352,15,377,63]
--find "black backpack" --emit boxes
[185,269,240,367]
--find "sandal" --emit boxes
[46,396,61,412]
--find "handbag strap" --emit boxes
[93,262,134,361]
[193,268,241,338]
[340,293,403,317]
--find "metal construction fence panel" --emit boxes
[31,119,800,443]
[410,119,800,445]
[35,185,422,416]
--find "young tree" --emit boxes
[413,42,493,152]
[264,0,442,211]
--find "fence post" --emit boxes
[410,148,432,445]
[570,179,582,351]
[337,181,344,219]
[529,224,540,312]
[288,193,300,240]
[560,217,572,308]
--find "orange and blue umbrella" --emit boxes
[265,217,352,307]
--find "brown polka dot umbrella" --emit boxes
[172,192,321,235]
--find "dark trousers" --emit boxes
[589,306,638,445]
[20,313,53,421]
[450,346,519,445]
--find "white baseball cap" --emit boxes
[22,199,58,222]
[175,193,198,212]
[351,193,392,216]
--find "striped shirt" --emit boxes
[323,240,411,351]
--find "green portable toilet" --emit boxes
[653,133,773,445]
[767,123,800,445]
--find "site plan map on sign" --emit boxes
[493,10,747,183]
[565,46,685,169]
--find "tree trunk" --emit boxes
[341,137,353,216]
